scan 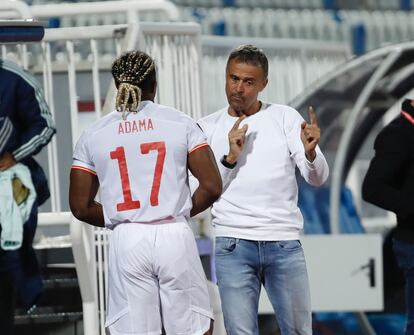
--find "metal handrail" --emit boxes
[329,48,402,234]
[0,1,31,19]
[0,0,180,21]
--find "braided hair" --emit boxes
[111,50,156,118]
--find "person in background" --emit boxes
[193,44,329,335]
[69,50,222,335]
[362,98,414,335]
[0,59,56,335]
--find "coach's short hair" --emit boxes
[226,44,268,79]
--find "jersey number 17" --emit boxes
[110,141,166,211]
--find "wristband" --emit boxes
[221,155,237,169]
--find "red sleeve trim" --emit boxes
[188,143,209,155]
[71,165,97,176]
[401,111,414,126]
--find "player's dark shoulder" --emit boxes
[0,62,28,93]
[0,60,35,85]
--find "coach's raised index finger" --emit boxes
[232,115,246,130]
[308,106,318,126]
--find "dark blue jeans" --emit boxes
[393,238,414,335]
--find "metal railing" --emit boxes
[0,0,180,22]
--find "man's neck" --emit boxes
[141,95,154,102]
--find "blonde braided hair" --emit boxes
[112,51,156,118]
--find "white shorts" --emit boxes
[105,220,213,335]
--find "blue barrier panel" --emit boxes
[313,312,406,335]
[298,181,365,234]
[48,18,60,29]
[298,183,327,234]
[212,21,226,36]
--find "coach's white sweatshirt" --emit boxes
[196,103,329,241]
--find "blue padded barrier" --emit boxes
[212,20,226,35]
[298,180,365,234]
[312,312,406,335]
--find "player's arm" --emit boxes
[188,145,222,217]
[69,168,104,227]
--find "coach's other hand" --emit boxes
[301,106,320,162]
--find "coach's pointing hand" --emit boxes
[301,106,320,162]
[226,115,248,165]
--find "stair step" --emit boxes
[42,277,78,289]
[46,263,76,269]
[15,307,83,325]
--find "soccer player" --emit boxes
[69,50,221,335]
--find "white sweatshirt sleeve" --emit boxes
[284,107,329,186]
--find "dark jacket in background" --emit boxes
[362,99,414,242]
[0,59,56,205]
[0,59,56,309]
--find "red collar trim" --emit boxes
[401,111,414,126]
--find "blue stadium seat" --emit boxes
[298,179,365,234]
[313,312,406,335]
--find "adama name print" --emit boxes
[118,118,154,135]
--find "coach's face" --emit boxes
[225,59,268,116]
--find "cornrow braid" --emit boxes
[112,50,156,118]
[115,83,141,118]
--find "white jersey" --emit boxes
[196,103,329,241]
[72,101,207,229]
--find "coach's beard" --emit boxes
[230,95,246,113]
